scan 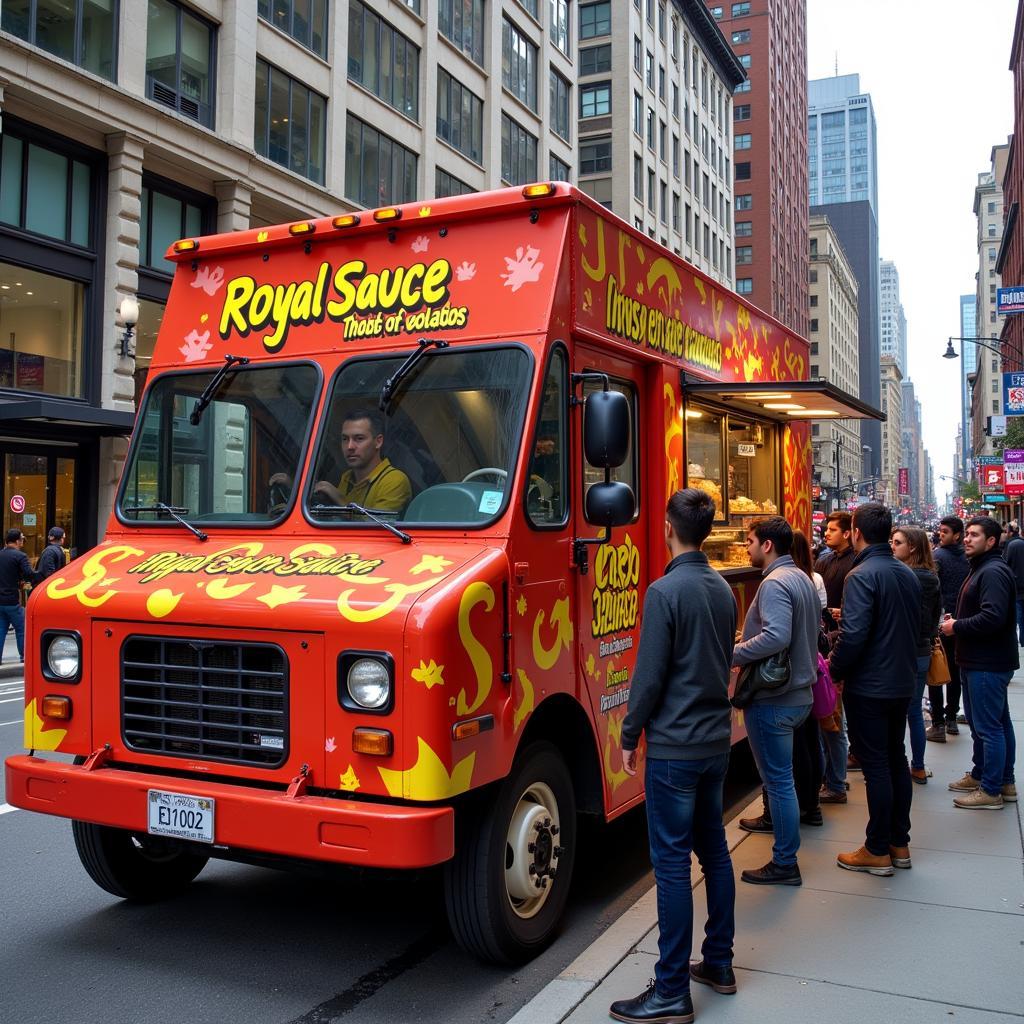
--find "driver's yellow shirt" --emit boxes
[337,458,411,512]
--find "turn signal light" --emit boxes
[41,695,72,720]
[332,214,361,228]
[172,239,199,253]
[452,715,495,741]
[522,183,556,198]
[352,728,393,756]
[288,222,316,235]
[373,207,402,222]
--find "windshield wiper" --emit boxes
[127,503,208,542]
[378,338,449,413]
[314,503,412,544]
[189,353,250,426]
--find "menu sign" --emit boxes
[1003,450,1024,497]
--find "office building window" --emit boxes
[659,65,666,101]
[735,220,752,236]
[550,153,571,181]
[672,192,680,231]
[647,169,655,211]
[255,60,326,184]
[671,17,679,59]
[258,0,327,57]
[731,29,750,43]
[551,0,570,54]
[810,318,819,333]
[2,0,117,79]
[348,2,419,120]
[579,176,612,208]
[439,0,484,65]
[809,269,817,283]
[709,6,722,18]
[519,0,539,18]
[146,0,215,126]
[672,81,680,117]
[551,69,572,139]
[634,92,643,134]
[140,179,210,274]
[659,120,667,160]
[735,161,751,180]
[345,114,416,205]
[736,193,752,210]
[436,168,475,198]
[580,1,610,39]
[685,203,692,242]
[580,137,612,174]
[735,79,751,93]
[580,81,610,119]
[437,69,483,163]
[503,19,538,111]
[735,133,751,150]
[735,104,751,121]
[672,134,680,176]
[737,277,753,294]
[703,222,710,257]
[660,180,668,223]
[736,245,752,264]
[738,54,751,69]
[658,1,666,39]
[634,155,643,200]
[647,108,656,149]
[646,51,654,89]
[732,2,751,15]
[634,35,642,73]
[702,172,710,208]
[581,44,612,75]
[501,114,537,184]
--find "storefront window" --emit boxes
[726,417,777,518]
[0,261,84,397]
[685,407,724,517]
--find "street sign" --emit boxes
[1003,449,1024,497]
[980,463,1005,494]
[1003,372,1024,414]
[997,286,1024,315]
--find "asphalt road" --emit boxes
[0,669,759,1024]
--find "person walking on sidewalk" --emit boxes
[942,516,1019,809]
[32,527,67,585]
[829,503,920,877]
[1001,520,1024,647]
[611,489,738,1024]
[890,527,942,785]
[815,511,856,802]
[929,516,970,741]
[0,528,32,664]
[732,516,819,887]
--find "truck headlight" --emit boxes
[46,634,80,680]
[347,658,391,709]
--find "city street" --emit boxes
[0,631,757,1024]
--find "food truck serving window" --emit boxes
[307,345,531,527]
[119,363,320,526]
[685,404,779,570]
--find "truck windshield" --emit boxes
[119,363,320,524]
[307,346,531,527]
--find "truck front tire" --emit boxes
[444,741,577,964]
[72,821,209,902]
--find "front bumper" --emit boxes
[5,755,454,869]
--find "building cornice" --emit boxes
[677,1,747,88]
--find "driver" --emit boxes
[311,408,411,512]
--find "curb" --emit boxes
[505,797,759,1024]
[0,663,24,680]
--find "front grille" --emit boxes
[121,636,288,768]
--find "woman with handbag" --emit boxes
[890,527,943,784]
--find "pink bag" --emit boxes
[812,652,838,720]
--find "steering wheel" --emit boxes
[462,468,508,485]
[267,481,290,516]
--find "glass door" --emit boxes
[1,446,78,567]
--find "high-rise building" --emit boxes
[971,143,1010,467]
[0,0,580,557]
[900,379,923,513]
[809,75,882,480]
[703,0,809,335]
[578,1,744,286]
[959,293,978,480]
[879,355,903,506]
[808,214,860,505]
[880,259,907,376]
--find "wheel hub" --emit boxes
[505,782,563,918]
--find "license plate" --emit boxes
[147,789,215,844]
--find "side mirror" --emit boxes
[583,390,630,468]
[585,481,635,528]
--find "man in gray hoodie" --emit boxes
[611,488,738,1024]
[732,516,819,886]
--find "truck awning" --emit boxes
[682,378,885,422]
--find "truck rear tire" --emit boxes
[72,821,209,902]
[444,741,577,964]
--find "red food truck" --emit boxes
[5,184,880,963]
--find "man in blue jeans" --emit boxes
[732,516,820,886]
[943,516,1019,808]
[0,528,32,663]
[611,489,738,1024]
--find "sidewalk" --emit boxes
[511,669,1024,1024]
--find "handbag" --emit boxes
[926,637,951,686]
[812,652,838,720]
[731,649,791,709]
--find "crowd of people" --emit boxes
[611,494,1019,1024]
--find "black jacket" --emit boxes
[934,542,970,614]
[1002,535,1024,598]
[0,546,32,605]
[815,544,855,610]
[622,551,737,760]
[33,543,67,585]
[829,543,921,699]
[911,566,942,659]
[954,549,1020,673]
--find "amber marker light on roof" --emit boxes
[373,207,402,222]
[522,182,556,198]
[332,214,361,228]
[289,222,316,235]
[173,239,199,253]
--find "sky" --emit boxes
[806,0,1018,507]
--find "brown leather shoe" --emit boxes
[910,768,928,785]
[926,724,946,743]
[819,788,848,804]
[889,846,911,869]
[836,846,894,876]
